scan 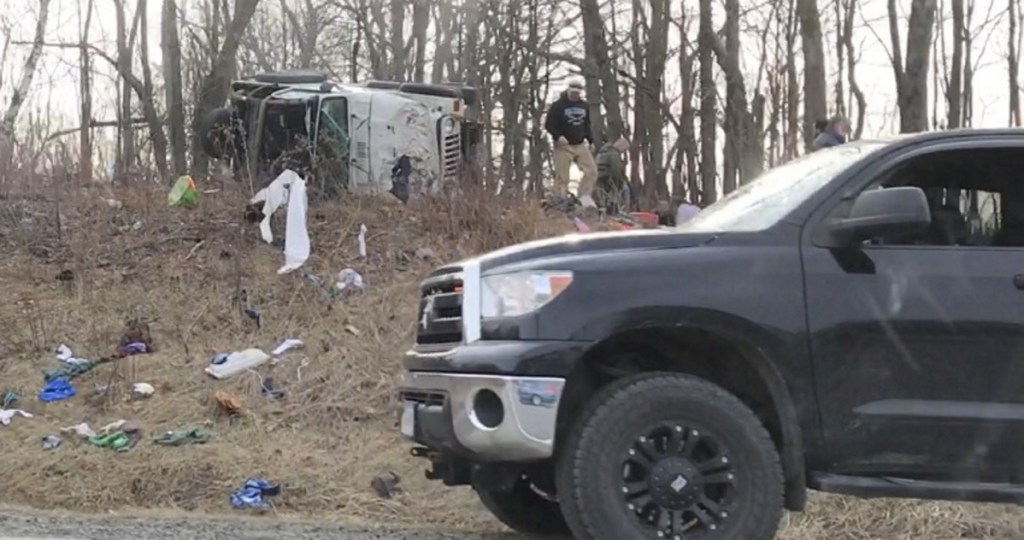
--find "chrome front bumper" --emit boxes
[399,371,565,461]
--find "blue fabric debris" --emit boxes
[230,477,280,509]
[117,341,150,356]
[38,378,76,402]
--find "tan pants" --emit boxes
[553,143,598,198]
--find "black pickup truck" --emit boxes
[398,129,1024,539]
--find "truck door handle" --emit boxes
[1014,275,1024,290]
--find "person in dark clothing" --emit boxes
[594,134,631,213]
[812,114,850,151]
[545,80,598,206]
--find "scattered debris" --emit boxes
[270,338,304,359]
[2,390,18,408]
[251,169,300,244]
[370,471,402,499]
[154,426,211,446]
[55,344,91,367]
[0,408,33,425]
[205,349,272,380]
[117,319,154,357]
[278,176,310,275]
[61,422,97,438]
[260,377,285,399]
[335,268,365,292]
[357,223,368,258]
[41,435,61,450]
[230,477,281,510]
[167,175,198,208]
[38,379,76,402]
[414,247,436,261]
[573,216,592,233]
[214,391,245,416]
[132,383,155,398]
[244,307,262,328]
[44,362,94,383]
[88,421,141,453]
[344,324,361,337]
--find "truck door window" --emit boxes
[829,147,1024,248]
[316,98,350,192]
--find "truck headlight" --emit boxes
[441,116,457,133]
[481,271,573,319]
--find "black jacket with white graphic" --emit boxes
[544,92,594,146]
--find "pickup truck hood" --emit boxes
[474,229,719,272]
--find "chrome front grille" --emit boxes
[416,272,463,345]
[442,129,461,183]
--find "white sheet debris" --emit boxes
[205,348,272,380]
[61,422,97,438]
[278,177,310,274]
[55,344,91,367]
[250,169,300,244]
[358,223,368,258]
[133,382,155,397]
[0,409,33,425]
[271,338,304,358]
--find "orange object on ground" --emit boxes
[629,212,660,227]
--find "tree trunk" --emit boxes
[162,0,187,176]
[78,0,94,185]
[192,0,262,177]
[1009,0,1020,126]
[697,0,717,204]
[889,0,938,133]
[2,0,51,135]
[580,0,624,142]
[138,0,168,180]
[841,0,867,139]
[797,0,828,148]
[410,0,429,82]
[388,0,405,79]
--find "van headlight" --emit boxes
[441,116,457,133]
[481,271,574,319]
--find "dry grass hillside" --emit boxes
[0,179,1022,539]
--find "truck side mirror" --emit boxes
[822,186,932,248]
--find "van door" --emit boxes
[344,96,372,188]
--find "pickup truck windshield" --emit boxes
[679,141,888,232]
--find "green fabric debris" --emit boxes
[44,361,94,382]
[167,176,199,208]
[88,430,138,453]
[154,426,212,446]
[2,390,17,408]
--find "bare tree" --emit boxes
[697,0,717,204]
[78,0,94,185]
[2,0,51,135]
[163,0,187,176]
[797,0,828,148]
[888,0,939,133]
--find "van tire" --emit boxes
[398,83,462,99]
[197,107,233,159]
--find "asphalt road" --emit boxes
[0,510,544,540]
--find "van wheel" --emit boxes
[557,372,783,540]
[197,107,233,159]
[475,477,570,536]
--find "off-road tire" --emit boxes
[197,107,232,159]
[556,372,784,540]
[475,477,571,537]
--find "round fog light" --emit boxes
[472,389,504,429]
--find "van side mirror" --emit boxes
[822,186,932,248]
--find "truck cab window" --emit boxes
[836,147,1024,247]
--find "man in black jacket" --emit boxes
[545,80,598,207]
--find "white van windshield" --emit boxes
[679,142,888,232]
